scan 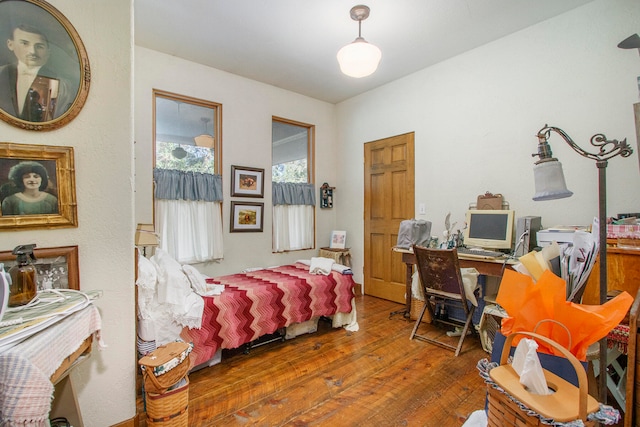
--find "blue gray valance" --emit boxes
[154,169,223,202]
[272,182,316,206]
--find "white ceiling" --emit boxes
[134,0,595,104]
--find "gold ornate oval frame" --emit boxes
[0,0,90,131]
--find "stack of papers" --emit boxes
[561,227,599,302]
[0,289,97,353]
[518,219,599,302]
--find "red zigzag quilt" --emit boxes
[181,263,356,366]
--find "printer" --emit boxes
[537,226,589,247]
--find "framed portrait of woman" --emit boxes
[0,0,91,131]
[0,142,77,230]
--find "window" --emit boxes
[154,90,221,174]
[153,90,223,263]
[272,117,315,252]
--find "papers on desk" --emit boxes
[0,289,97,353]
[517,220,599,302]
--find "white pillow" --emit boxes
[183,264,207,294]
[151,249,191,305]
[136,253,157,291]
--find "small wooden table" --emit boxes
[319,247,351,267]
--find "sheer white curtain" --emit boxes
[155,200,223,263]
[154,169,224,263]
[272,204,314,252]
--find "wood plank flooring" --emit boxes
[137,295,492,426]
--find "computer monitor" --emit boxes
[463,209,515,250]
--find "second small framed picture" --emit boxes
[0,245,79,290]
[231,165,264,198]
[330,230,347,249]
[230,201,264,232]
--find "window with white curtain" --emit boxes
[272,117,315,252]
[153,91,223,262]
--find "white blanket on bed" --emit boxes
[309,257,334,275]
[296,259,352,275]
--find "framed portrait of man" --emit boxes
[0,0,91,131]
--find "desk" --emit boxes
[581,242,640,305]
[392,247,516,318]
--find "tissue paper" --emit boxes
[512,338,550,395]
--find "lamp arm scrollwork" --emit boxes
[534,124,633,164]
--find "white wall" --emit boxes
[135,47,339,276]
[6,0,628,424]
[0,0,134,425]
[336,0,640,283]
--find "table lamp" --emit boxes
[531,124,632,403]
[135,224,159,257]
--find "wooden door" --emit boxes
[364,133,415,303]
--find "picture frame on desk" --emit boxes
[0,245,79,290]
[330,230,346,249]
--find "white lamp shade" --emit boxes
[532,160,573,201]
[337,39,382,78]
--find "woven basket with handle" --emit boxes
[146,377,189,427]
[487,331,598,427]
[139,341,192,394]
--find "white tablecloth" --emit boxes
[0,304,101,426]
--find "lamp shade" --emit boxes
[337,38,382,78]
[135,224,159,247]
[194,134,215,148]
[532,160,573,201]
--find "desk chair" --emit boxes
[410,245,476,356]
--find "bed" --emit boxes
[136,250,358,368]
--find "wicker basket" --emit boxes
[488,331,598,426]
[139,342,192,394]
[410,298,432,323]
[143,355,191,394]
[146,377,189,427]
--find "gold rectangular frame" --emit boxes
[0,142,77,230]
[0,245,79,290]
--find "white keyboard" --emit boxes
[456,247,506,259]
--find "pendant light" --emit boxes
[194,117,215,148]
[337,5,382,78]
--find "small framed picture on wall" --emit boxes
[231,165,264,198]
[230,201,264,232]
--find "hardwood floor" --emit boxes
[137,295,495,426]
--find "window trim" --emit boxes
[272,116,314,184]
[272,116,316,252]
[152,89,222,173]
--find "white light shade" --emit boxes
[337,38,382,78]
[532,160,573,201]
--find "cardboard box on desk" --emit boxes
[476,192,503,210]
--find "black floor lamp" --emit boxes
[531,124,633,403]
